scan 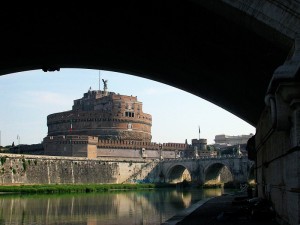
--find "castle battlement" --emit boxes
[44,135,98,145]
[97,139,187,151]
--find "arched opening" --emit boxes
[204,163,233,186]
[0,3,297,224]
[167,165,192,184]
[0,69,254,151]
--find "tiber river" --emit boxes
[0,188,225,225]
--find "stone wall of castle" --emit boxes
[43,135,98,158]
[0,154,159,185]
[97,140,187,159]
[43,136,216,159]
[47,110,152,141]
[97,148,179,159]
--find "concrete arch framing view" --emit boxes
[0,2,300,224]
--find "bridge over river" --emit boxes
[123,155,255,186]
[0,153,254,187]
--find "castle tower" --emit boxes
[45,85,152,142]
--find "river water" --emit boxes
[0,188,224,225]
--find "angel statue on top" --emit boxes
[102,79,108,92]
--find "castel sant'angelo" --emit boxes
[43,80,210,159]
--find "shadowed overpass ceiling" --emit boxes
[0,1,299,126]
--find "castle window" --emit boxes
[125,111,134,117]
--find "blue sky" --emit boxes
[0,68,255,146]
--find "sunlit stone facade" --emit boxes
[46,89,152,142]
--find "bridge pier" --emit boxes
[256,39,300,225]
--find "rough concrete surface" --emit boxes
[163,194,279,225]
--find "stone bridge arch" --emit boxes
[165,163,193,184]
[204,162,233,185]
[161,157,252,185]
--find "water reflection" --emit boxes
[0,188,224,225]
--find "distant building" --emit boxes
[182,139,217,158]
[214,134,254,146]
[218,144,244,157]
[191,139,207,151]
[213,134,253,157]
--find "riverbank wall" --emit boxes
[0,154,160,185]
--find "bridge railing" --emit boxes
[162,154,247,162]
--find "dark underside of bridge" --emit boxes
[0,2,291,126]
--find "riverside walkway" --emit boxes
[162,193,279,225]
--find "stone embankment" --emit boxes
[0,154,159,185]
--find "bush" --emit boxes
[0,183,163,194]
[0,156,7,165]
[22,162,27,171]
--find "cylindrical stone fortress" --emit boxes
[46,89,152,142]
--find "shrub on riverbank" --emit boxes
[0,183,175,194]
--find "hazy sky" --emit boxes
[0,69,255,146]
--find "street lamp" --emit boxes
[159,143,163,160]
